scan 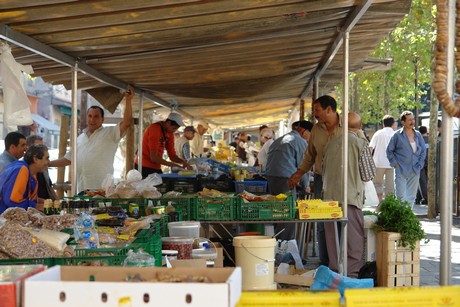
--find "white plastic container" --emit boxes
[233,235,276,291]
[168,221,201,238]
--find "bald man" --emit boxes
[321,112,366,277]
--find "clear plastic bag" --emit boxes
[123,249,155,267]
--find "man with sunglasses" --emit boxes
[135,112,192,178]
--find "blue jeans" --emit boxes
[395,167,420,208]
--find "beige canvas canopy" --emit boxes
[0,0,410,128]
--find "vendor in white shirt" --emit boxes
[49,86,134,192]
[190,120,209,158]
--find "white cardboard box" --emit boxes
[24,266,241,307]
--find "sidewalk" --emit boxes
[412,204,460,286]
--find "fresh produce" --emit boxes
[373,194,427,250]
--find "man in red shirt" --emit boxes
[135,112,192,178]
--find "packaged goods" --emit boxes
[41,214,78,232]
[1,207,29,225]
[162,237,194,260]
[0,221,60,258]
[25,228,70,252]
[27,207,45,226]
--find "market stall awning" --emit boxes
[0,0,412,128]
[31,113,60,133]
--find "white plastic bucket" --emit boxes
[168,221,200,238]
[233,235,277,290]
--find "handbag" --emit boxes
[359,145,376,182]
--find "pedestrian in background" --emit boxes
[386,111,426,208]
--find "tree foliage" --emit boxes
[336,0,436,124]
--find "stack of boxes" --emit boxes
[297,199,343,219]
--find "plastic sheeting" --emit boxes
[0,43,33,131]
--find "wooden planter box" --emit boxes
[376,231,420,287]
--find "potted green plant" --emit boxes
[373,194,427,250]
[372,194,428,287]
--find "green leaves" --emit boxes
[336,0,436,123]
[373,194,427,250]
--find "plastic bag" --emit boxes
[73,212,99,249]
[0,43,34,131]
[1,207,29,225]
[311,265,374,297]
[126,169,143,183]
[275,240,304,270]
[114,181,140,198]
[364,181,379,207]
[131,173,162,195]
[120,216,154,235]
[123,249,156,267]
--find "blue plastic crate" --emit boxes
[234,180,267,194]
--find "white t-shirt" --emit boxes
[257,138,274,168]
[190,133,205,158]
[369,127,395,168]
[64,124,121,192]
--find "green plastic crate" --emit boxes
[194,196,236,220]
[237,194,295,220]
[54,254,127,266]
[160,215,169,237]
[156,196,195,220]
[132,230,162,267]
[0,257,55,266]
[74,246,130,257]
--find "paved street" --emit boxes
[413,204,460,286]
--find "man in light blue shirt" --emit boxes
[266,120,313,239]
[386,111,426,208]
[0,131,27,174]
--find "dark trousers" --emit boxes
[267,176,297,241]
[314,174,329,266]
[134,164,162,179]
[416,166,428,204]
[325,205,364,278]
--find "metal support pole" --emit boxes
[439,0,455,286]
[341,30,350,276]
[70,63,78,196]
[137,92,145,173]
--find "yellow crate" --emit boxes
[345,286,460,307]
[236,290,341,306]
[376,232,420,287]
[298,207,343,220]
[297,199,339,208]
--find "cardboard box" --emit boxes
[24,266,241,307]
[274,268,315,287]
[213,242,224,268]
[0,265,46,307]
